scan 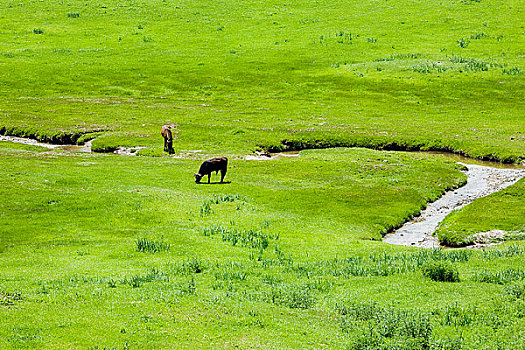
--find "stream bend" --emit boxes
[383,163,525,248]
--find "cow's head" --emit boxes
[194,173,203,183]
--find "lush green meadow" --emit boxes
[1,144,525,349]
[1,0,525,349]
[1,0,524,160]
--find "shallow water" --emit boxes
[383,163,525,248]
[0,135,92,152]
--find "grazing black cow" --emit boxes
[194,157,228,184]
[161,125,174,154]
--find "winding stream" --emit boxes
[0,135,146,155]
[383,162,525,248]
[0,134,93,152]
[2,135,524,247]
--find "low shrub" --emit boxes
[421,260,460,282]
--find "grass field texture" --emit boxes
[1,144,524,349]
[1,0,524,349]
[0,0,524,160]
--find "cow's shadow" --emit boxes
[196,181,232,185]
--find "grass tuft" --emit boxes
[136,238,170,253]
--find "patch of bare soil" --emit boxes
[113,146,147,156]
[245,151,300,160]
[383,163,525,248]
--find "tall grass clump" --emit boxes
[502,67,521,75]
[412,62,448,74]
[199,194,246,216]
[503,281,525,299]
[449,55,504,72]
[136,238,170,253]
[438,303,478,327]
[421,260,460,282]
[292,249,470,279]
[178,277,196,295]
[456,38,470,48]
[199,201,212,216]
[337,301,433,349]
[202,225,278,250]
[210,194,246,204]
[169,257,207,275]
[180,258,205,274]
[473,268,525,284]
[268,283,317,309]
[121,268,167,288]
[480,244,523,260]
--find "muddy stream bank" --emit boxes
[2,135,524,248]
[0,135,146,155]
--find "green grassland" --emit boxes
[1,144,525,349]
[0,0,524,160]
[1,0,525,348]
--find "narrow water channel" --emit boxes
[2,134,524,247]
[0,135,146,155]
[383,159,525,248]
[0,135,92,152]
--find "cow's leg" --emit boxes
[220,168,227,182]
[208,174,211,183]
[163,138,167,152]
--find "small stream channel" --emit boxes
[2,135,524,248]
[248,150,525,248]
[383,159,525,248]
[1,134,93,152]
[0,135,146,155]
